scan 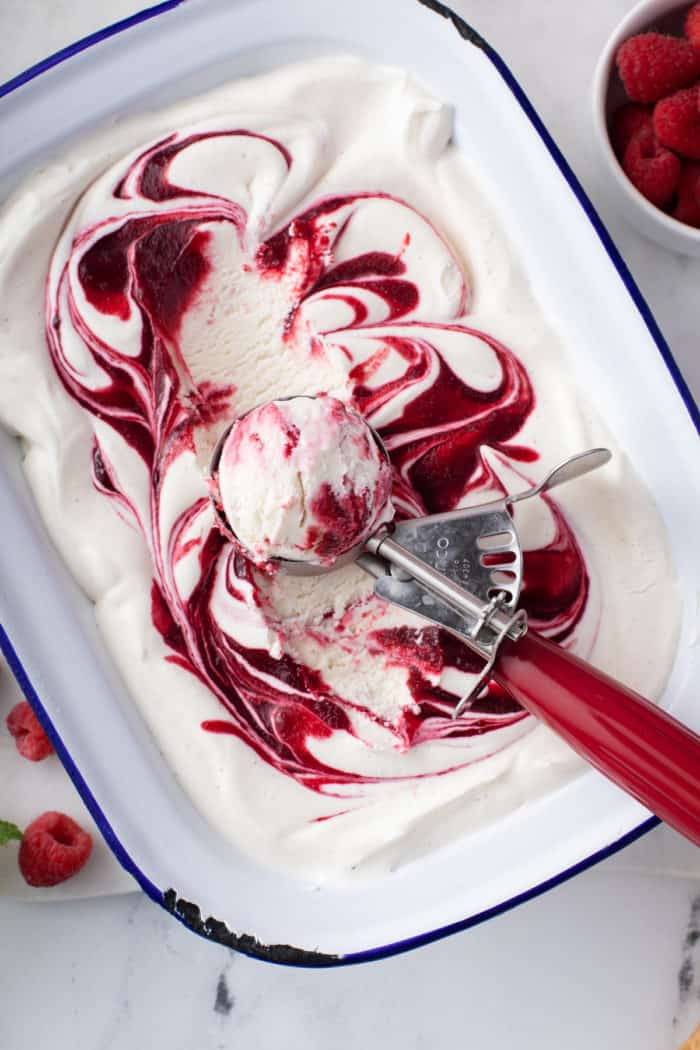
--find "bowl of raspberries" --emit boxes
[594,0,700,253]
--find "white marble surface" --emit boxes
[1,1,700,1047]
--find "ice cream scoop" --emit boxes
[211,395,394,569]
[212,403,700,849]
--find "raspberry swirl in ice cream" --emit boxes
[44,123,584,783]
[0,59,678,879]
[212,395,394,567]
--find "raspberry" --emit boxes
[654,86,700,159]
[616,32,700,103]
[18,811,92,887]
[622,126,681,206]
[672,161,700,225]
[610,103,653,157]
[686,3,700,50]
[6,701,54,761]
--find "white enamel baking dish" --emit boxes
[1,0,699,965]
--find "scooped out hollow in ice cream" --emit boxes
[214,395,394,567]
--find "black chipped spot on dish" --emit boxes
[163,889,341,967]
[416,0,493,53]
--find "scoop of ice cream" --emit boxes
[216,396,394,566]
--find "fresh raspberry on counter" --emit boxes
[621,126,681,205]
[610,103,653,157]
[673,160,700,225]
[18,811,92,887]
[616,32,700,102]
[686,2,700,50]
[654,85,700,159]
[6,701,54,761]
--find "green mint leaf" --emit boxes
[0,820,22,846]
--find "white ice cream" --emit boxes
[0,57,680,883]
[215,395,393,565]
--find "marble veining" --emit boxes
[214,964,235,1017]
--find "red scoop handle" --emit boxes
[494,631,700,847]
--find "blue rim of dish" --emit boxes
[0,0,189,100]
[0,0,696,966]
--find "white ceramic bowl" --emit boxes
[1,0,699,964]
[592,0,700,256]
